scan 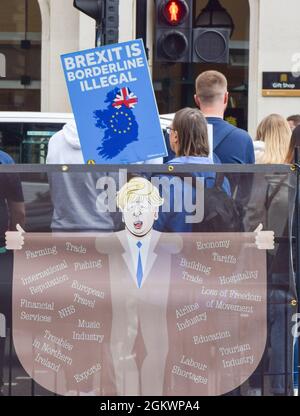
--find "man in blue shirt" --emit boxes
[164,71,254,165]
[194,70,254,164]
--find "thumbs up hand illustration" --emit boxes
[254,223,275,250]
[5,224,25,250]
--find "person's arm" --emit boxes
[46,135,56,164]
[245,136,255,164]
[7,200,25,230]
[243,174,268,232]
[5,172,25,231]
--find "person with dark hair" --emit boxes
[166,108,212,165]
[285,124,300,163]
[154,108,236,233]
[287,115,300,132]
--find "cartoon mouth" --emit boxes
[134,221,143,230]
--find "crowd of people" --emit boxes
[0,70,299,396]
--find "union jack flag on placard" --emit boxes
[112,87,138,109]
[94,87,139,159]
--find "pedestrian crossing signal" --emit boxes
[155,0,193,63]
[163,1,187,25]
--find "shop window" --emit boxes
[0,0,41,111]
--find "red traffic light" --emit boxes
[162,0,188,25]
[155,0,193,62]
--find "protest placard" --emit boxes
[61,40,167,164]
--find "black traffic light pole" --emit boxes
[103,0,119,45]
[96,10,104,46]
[136,0,148,59]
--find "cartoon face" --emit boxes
[122,197,158,237]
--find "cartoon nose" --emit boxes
[134,205,141,216]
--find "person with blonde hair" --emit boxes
[254,114,291,164]
[245,114,294,395]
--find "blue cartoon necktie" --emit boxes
[136,241,143,288]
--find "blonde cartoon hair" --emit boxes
[117,177,164,211]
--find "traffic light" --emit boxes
[192,28,230,63]
[155,0,193,63]
[73,0,103,21]
[192,0,233,64]
[73,0,119,45]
